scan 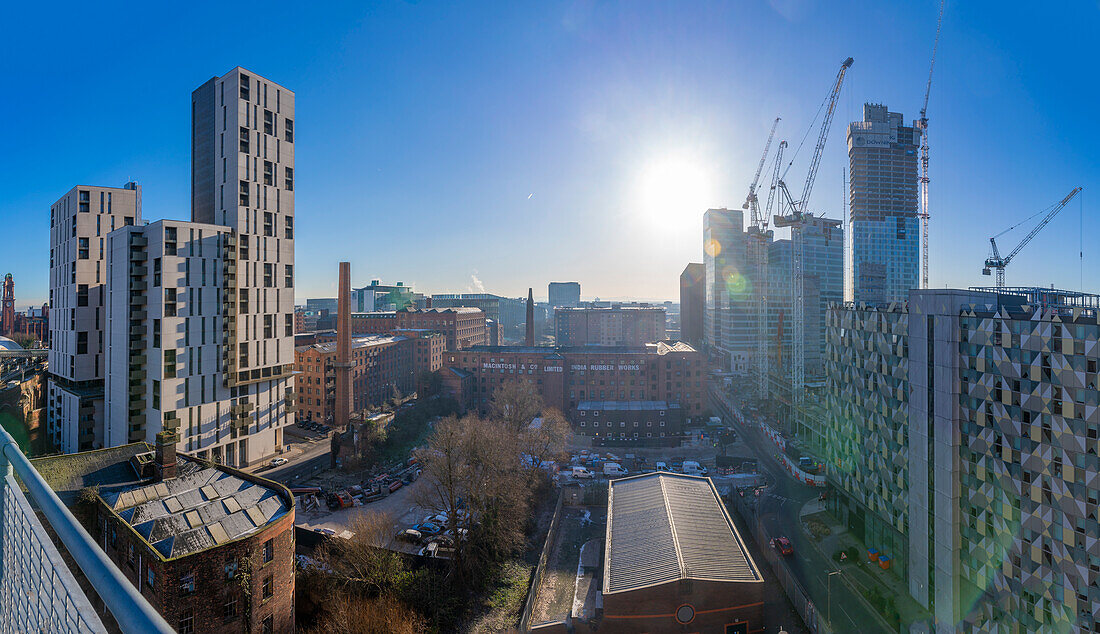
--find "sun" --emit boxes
[634,153,715,231]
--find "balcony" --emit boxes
[0,426,173,633]
[129,369,146,381]
[129,250,147,262]
[129,235,147,247]
[128,265,147,277]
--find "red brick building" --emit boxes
[296,334,431,423]
[442,342,704,426]
[351,307,487,350]
[33,437,296,634]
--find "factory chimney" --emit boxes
[335,262,353,430]
[525,288,535,346]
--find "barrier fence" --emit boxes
[519,490,566,632]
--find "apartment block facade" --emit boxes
[350,307,486,350]
[846,103,920,305]
[703,207,754,373]
[48,183,142,453]
[825,287,1100,631]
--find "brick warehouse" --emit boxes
[443,342,704,439]
[350,307,487,350]
[33,434,296,633]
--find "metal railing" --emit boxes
[0,426,173,634]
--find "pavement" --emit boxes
[710,387,902,634]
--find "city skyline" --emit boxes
[4,2,1099,306]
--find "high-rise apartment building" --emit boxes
[553,305,666,347]
[825,287,1100,631]
[548,281,581,308]
[847,103,920,304]
[679,263,705,348]
[48,183,142,453]
[702,207,754,373]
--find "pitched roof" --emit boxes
[604,472,761,594]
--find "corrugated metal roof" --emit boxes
[604,473,761,594]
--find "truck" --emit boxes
[571,466,596,479]
[602,462,628,476]
[682,461,708,476]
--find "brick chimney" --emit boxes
[525,288,535,346]
[154,430,179,481]
[334,262,353,431]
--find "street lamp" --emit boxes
[827,570,842,625]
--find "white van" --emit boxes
[571,466,596,479]
[655,461,670,472]
[682,461,708,476]
[602,462,628,476]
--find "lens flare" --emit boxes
[724,267,750,294]
[705,239,722,258]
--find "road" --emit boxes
[710,389,890,634]
[248,430,333,485]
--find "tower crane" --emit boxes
[746,134,786,400]
[917,0,945,289]
[983,187,1082,288]
[773,56,853,417]
[744,117,781,230]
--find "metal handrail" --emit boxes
[0,426,174,634]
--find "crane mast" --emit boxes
[744,116,782,230]
[918,0,944,289]
[774,56,853,420]
[752,139,786,400]
[983,187,1082,287]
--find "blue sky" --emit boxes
[2,1,1098,306]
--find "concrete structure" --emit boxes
[703,208,754,374]
[825,287,1100,631]
[554,306,667,347]
[679,263,705,348]
[294,334,419,423]
[575,401,682,447]
[350,307,487,350]
[443,341,704,424]
[847,103,920,305]
[48,183,142,453]
[32,436,295,633]
[601,472,763,633]
[548,281,581,308]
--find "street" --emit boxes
[710,390,891,634]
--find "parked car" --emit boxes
[771,536,794,556]
[418,541,455,559]
[655,461,670,472]
[313,527,337,536]
[571,466,596,479]
[270,457,288,467]
[396,529,423,543]
[412,522,442,535]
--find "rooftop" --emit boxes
[461,340,697,355]
[604,472,761,594]
[296,334,407,354]
[34,444,291,560]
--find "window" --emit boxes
[146,566,155,589]
[264,263,273,287]
[239,180,250,207]
[264,315,274,339]
[77,284,89,306]
[262,616,273,634]
[153,319,161,348]
[127,543,135,568]
[239,126,251,154]
[263,211,274,235]
[263,109,274,135]
[239,74,250,100]
[153,257,161,286]
[165,288,177,317]
[179,573,195,596]
[77,331,88,355]
[285,313,293,337]
[284,216,294,239]
[164,350,177,379]
[178,609,194,634]
[285,264,293,288]
[263,538,274,563]
[263,161,274,186]
[284,167,293,191]
[262,575,273,600]
[223,595,238,621]
[225,558,238,580]
[284,119,294,142]
[78,237,90,259]
[164,227,177,255]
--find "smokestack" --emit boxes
[154,430,178,481]
[525,288,535,346]
[335,262,353,430]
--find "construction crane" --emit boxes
[773,56,853,418]
[744,117,781,230]
[917,0,945,289]
[747,134,786,400]
[983,187,1082,288]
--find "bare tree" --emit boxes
[303,592,427,634]
[313,512,408,596]
[518,407,571,487]
[489,379,542,431]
